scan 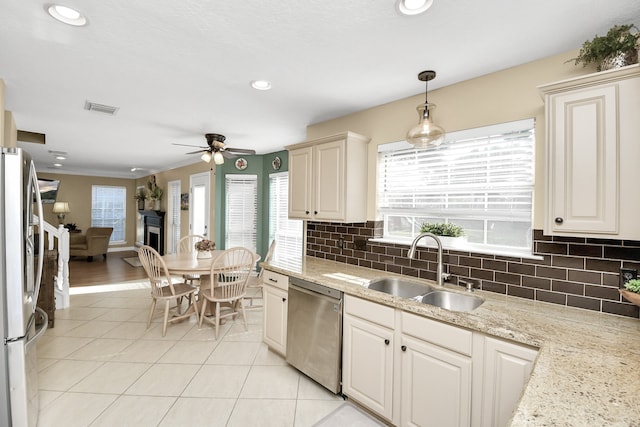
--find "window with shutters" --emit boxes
[269,172,303,268]
[377,119,535,255]
[225,174,257,252]
[91,185,126,243]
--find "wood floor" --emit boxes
[69,250,147,287]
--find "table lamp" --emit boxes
[52,201,70,225]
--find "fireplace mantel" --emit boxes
[140,210,165,255]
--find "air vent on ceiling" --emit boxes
[17,130,46,144]
[84,100,119,115]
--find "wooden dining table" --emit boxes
[161,249,260,317]
[161,250,224,276]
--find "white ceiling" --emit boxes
[2,0,639,178]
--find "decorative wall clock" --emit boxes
[235,158,248,170]
[272,156,282,170]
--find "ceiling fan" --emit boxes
[173,133,256,165]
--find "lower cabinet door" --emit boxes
[401,335,472,427]
[479,336,537,427]
[262,285,287,355]
[342,313,395,421]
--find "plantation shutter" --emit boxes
[269,172,303,268]
[225,174,257,252]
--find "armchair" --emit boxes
[69,227,113,261]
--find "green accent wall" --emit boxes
[214,150,289,260]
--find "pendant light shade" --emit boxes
[406,70,445,147]
[213,151,225,165]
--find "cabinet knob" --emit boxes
[384,339,390,345]
[282,297,286,302]
[401,345,407,352]
[554,217,564,224]
[305,210,310,215]
[314,211,318,215]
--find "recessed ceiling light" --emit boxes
[396,0,434,15]
[251,80,272,91]
[46,4,87,26]
[55,155,66,160]
[53,163,63,167]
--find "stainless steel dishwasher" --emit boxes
[286,277,343,394]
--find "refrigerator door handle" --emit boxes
[27,160,44,305]
[25,308,48,352]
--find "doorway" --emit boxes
[189,172,211,238]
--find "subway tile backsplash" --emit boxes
[306,221,640,318]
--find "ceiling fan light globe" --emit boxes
[213,151,225,165]
[201,152,212,163]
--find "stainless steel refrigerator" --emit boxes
[0,147,47,426]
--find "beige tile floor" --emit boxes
[37,284,344,427]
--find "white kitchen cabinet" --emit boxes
[400,311,472,427]
[286,131,370,222]
[476,336,538,427]
[343,295,473,426]
[342,295,395,421]
[262,270,289,355]
[539,65,640,239]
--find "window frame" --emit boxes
[91,185,127,244]
[375,119,537,258]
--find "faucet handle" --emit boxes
[459,279,476,292]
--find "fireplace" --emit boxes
[139,210,165,255]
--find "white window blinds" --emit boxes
[269,172,303,268]
[377,119,535,250]
[91,185,126,243]
[225,174,257,252]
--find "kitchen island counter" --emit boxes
[263,256,640,426]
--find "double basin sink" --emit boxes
[367,277,484,312]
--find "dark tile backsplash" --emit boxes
[306,221,640,319]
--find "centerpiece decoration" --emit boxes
[619,278,640,307]
[194,239,216,258]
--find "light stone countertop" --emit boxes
[263,256,640,427]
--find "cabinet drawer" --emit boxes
[401,311,472,356]
[262,270,289,291]
[345,295,395,329]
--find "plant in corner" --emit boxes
[569,24,640,71]
[620,278,640,306]
[419,222,464,237]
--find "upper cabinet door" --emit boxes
[314,139,345,221]
[540,65,640,239]
[548,84,619,234]
[286,131,370,223]
[288,147,313,219]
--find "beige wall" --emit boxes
[38,173,139,248]
[306,49,591,228]
[136,162,217,242]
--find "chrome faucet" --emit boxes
[407,232,445,286]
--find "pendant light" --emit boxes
[406,70,445,147]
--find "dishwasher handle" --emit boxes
[289,278,342,301]
[289,283,343,307]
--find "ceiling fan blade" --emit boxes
[172,143,208,148]
[186,149,208,155]
[222,151,237,159]
[226,148,256,155]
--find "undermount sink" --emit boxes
[418,290,484,312]
[367,277,434,298]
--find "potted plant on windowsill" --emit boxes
[419,222,467,247]
[569,24,640,71]
[620,279,640,306]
